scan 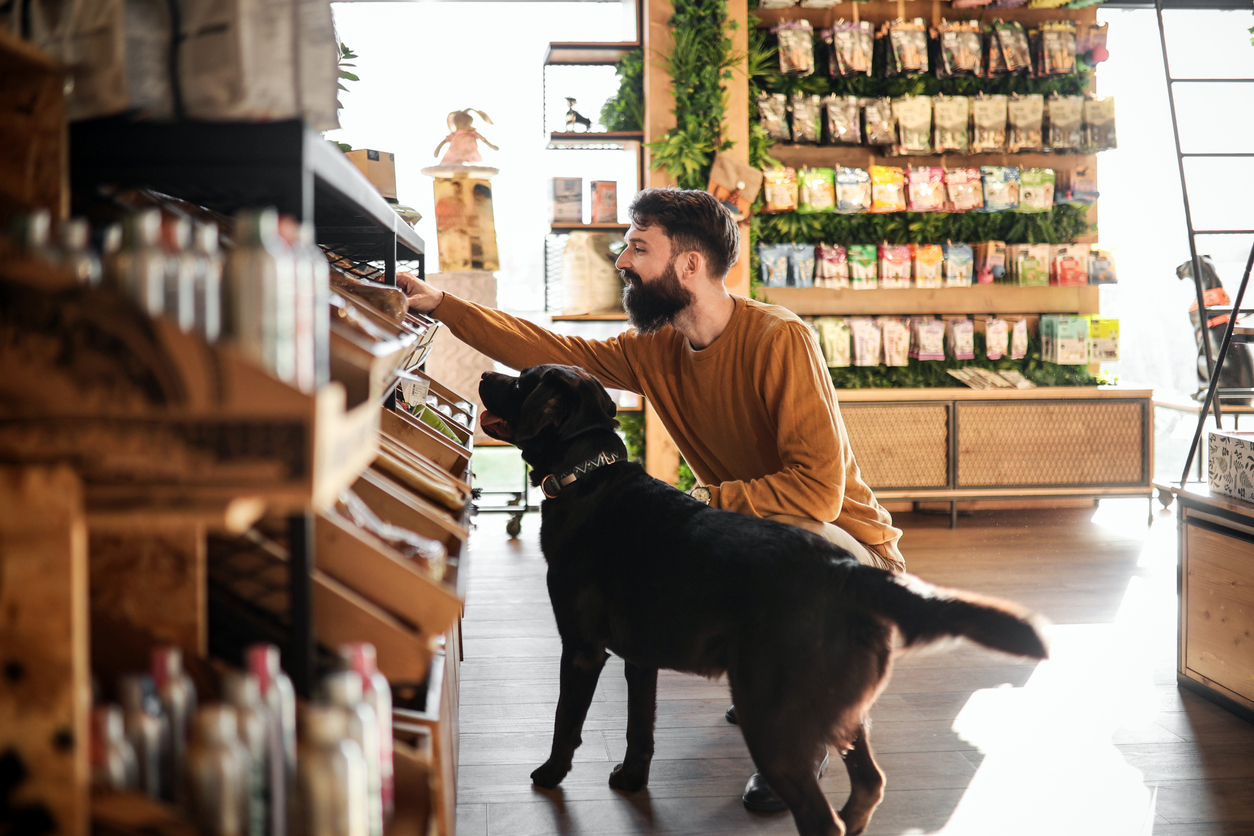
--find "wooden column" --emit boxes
[0,465,89,836]
[724,0,751,299]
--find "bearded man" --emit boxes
[398,187,905,813]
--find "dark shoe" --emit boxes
[725,705,738,725]
[742,750,831,814]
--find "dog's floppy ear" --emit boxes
[513,366,619,443]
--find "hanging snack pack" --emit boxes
[1088,317,1120,362]
[788,244,817,287]
[943,242,975,286]
[798,167,837,213]
[762,167,799,213]
[851,318,883,366]
[1077,22,1110,64]
[913,318,947,360]
[985,318,1010,359]
[974,240,1007,283]
[933,95,971,154]
[880,318,911,366]
[862,97,897,146]
[758,243,791,287]
[822,95,862,145]
[1017,168,1055,212]
[848,244,879,288]
[1032,21,1077,77]
[1011,317,1029,359]
[971,94,1009,153]
[815,244,850,288]
[1007,94,1045,153]
[946,318,976,360]
[993,20,1032,75]
[1051,243,1089,286]
[1048,95,1084,152]
[836,167,872,213]
[945,167,984,212]
[1007,243,1050,285]
[1084,97,1117,152]
[879,243,913,289]
[825,21,874,77]
[790,94,823,144]
[777,21,817,76]
[913,244,944,288]
[870,166,907,213]
[1089,246,1117,284]
[1056,166,1099,206]
[815,317,852,367]
[758,93,792,142]
[907,167,946,212]
[980,166,1019,212]
[893,96,933,155]
[936,20,983,78]
[885,18,930,76]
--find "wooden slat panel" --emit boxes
[1183,525,1254,705]
[843,403,949,489]
[313,570,434,686]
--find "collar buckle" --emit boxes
[540,474,563,499]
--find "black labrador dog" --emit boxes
[479,364,1048,836]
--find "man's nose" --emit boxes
[614,249,629,270]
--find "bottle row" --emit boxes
[93,642,393,836]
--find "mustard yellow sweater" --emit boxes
[433,293,903,560]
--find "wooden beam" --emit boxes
[725,0,751,300]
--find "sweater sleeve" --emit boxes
[430,293,644,393]
[707,322,848,522]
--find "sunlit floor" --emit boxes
[455,501,1254,836]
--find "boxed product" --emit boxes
[591,181,618,223]
[1050,243,1089,286]
[815,317,852,367]
[880,317,911,366]
[946,318,975,360]
[980,167,1020,212]
[815,244,850,289]
[1087,317,1120,362]
[1206,429,1254,502]
[985,317,1009,360]
[848,245,879,288]
[913,244,944,288]
[974,240,1007,284]
[788,244,817,288]
[906,167,945,212]
[1017,169,1055,213]
[551,177,583,222]
[1089,246,1118,284]
[879,243,913,289]
[943,242,974,287]
[870,166,907,213]
[944,168,984,212]
[798,168,837,213]
[1010,317,1029,359]
[763,168,799,213]
[836,167,872,213]
[850,318,883,366]
[346,149,398,201]
[1007,243,1051,286]
[1040,314,1089,364]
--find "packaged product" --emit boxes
[1077,22,1110,64]
[1084,97,1117,152]
[1011,317,1029,359]
[822,95,862,145]
[836,167,872,213]
[980,166,1020,212]
[758,243,791,287]
[815,317,852,367]
[862,98,897,146]
[984,24,1009,76]
[879,243,913,289]
[914,318,947,360]
[1050,243,1089,286]
[759,0,799,8]
[946,318,976,359]
[933,95,971,154]
[892,96,933,155]
[762,168,799,213]
[1056,166,1099,206]
[815,244,850,289]
[945,168,985,212]
[797,168,837,213]
[1089,246,1117,284]
[1007,243,1050,285]
[885,18,930,76]
[551,177,583,222]
[1040,314,1089,364]
[1007,94,1045,153]
[974,240,1007,283]
[758,92,792,142]
[847,244,879,288]
[985,317,1009,359]
[870,166,907,213]
[942,242,974,286]
[790,94,823,144]
[800,0,841,8]
[971,94,1009,153]
[997,369,1036,389]
[824,21,874,77]
[936,20,983,78]
[787,244,817,287]
[993,20,1032,74]
[1017,168,1055,213]
[913,244,944,288]
[1032,21,1077,77]
[1088,317,1120,362]
[1047,95,1084,152]
[907,167,946,212]
[591,181,618,223]
[777,21,816,76]
[850,318,883,366]
[880,318,911,366]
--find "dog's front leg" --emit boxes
[531,645,607,789]
[609,661,657,792]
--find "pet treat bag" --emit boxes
[836,167,872,213]
[758,92,791,142]
[862,97,897,146]
[892,96,933,155]
[980,166,1020,212]
[994,20,1032,74]
[907,167,946,213]
[848,244,879,288]
[825,21,873,77]
[971,95,1008,153]
[937,20,983,78]
[915,319,947,360]
[1089,246,1117,284]
[1048,96,1084,152]
[1088,317,1120,362]
[1011,317,1029,359]
[870,166,907,213]
[886,18,930,76]
[913,244,944,288]
[1033,21,1077,77]
[822,95,862,145]
[879,243,913,289]
[788,244,817,287]
[880,317,911,366]
[816,317,852,367]
[1051,243,1089,286]
[851,318,883,366]
[933,95,970,154]
[798,167,837,213]
[1008,243,1050,285]
[791,93,823,144]
[777,21,816,76]
[974,240,1007,283]
[758,243,791,287]
[762,167,799,213]
[943,242,974,286]
[1007,94,1045,153]
[1084,97,1117,152]
[946,318,976,360]
[945,167,984,212]
[1017,168,1055,213]
[985,317,1009,359]
[815,244,850,289]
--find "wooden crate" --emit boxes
[0,30,65,224]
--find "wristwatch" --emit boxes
[689,486,712,505]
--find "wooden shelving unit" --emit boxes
[760,285,1100,317]
[550,222,630,233]
[752,2,1097,30]
[768,144,1099,173]
[544,40,641,66]
[549,130,644,150]
[551,312,629,321]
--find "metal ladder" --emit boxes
[1154,0,1254,486]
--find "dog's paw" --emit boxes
[531,759,570,789]
[608,760,650,793]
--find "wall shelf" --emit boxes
[548,130,644,150]
[551,312,628,321]
[544,41,640,66]
[768,145,1099,173]
[760,285,1100,317]
[753,2,1096,30]
[550,222,630,233]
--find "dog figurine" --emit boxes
[478,364,1048,836]
[564,97,593,132]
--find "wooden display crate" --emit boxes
[0,30,65,224]
[381,407,472,483]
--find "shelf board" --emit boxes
[753,2,1097,30]
[550,222,630,233]
[548,130,644,150]
[768,144,1098,172]
[760,285,1100,316]
[836,385,1152,403]
[551,312,628,321]
[544,41,640,66]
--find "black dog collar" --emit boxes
[540,451,623,499]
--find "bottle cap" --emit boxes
[321,670,363,708]
[151,647,183,688]
[247,644,280,693]
[337,642,379,679]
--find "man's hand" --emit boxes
[396,272,444,314]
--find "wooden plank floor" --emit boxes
[456,501,1254,836]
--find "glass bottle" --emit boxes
[117,675,167,799]
[152,646,198,804]
[296,705,369,836]
[111,209,166,316]
[56,218,103,286]
[11,209,57,264]
[321,671,383,836]
[279,216,316,394]
[248,643,296,834]
[221,672,271,836]
[186,706,250,836]
[339,642,393,818]
[91,705,139,791]
[161,215,196,331]
[303,222,332,390]
[192,221,224,343]
[226,209,296,383]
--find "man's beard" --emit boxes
[620,259,694,335]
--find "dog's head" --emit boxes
[479,365,621,479]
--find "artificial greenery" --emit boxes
[600,50,645,132]
[647,0,740,189]
[617,412,646,463]
[677,459,697,491]
[333,43,361,152]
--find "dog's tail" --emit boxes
[854,568,1049,660]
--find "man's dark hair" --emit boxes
[628,188,740,279]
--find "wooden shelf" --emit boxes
[548,131,643,150]
[760,285,1100,316]
[550,222,630,233]
[768,144,1098,173]
[753,2,1096,30]
[836,386,1152,403]
[551,312,628,321]
[544,41,640,66]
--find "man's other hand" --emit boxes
[396,272,444,314]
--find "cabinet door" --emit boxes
[842,403,950,489]
[1181,522,1254,709]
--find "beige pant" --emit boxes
[766,514,905,573]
